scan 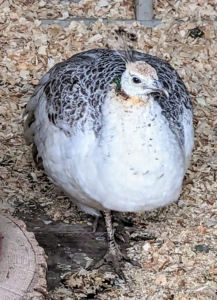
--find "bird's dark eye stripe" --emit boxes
[132,77,141,84]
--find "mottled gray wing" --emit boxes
[24,50,126,137]
[24,49,192,147]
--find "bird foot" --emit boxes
[88,243,140,281]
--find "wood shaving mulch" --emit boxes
[0,0,134,21]
[153,0,217,21]
[1,0,217,299]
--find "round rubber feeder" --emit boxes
[0,212,47,300]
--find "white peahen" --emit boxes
[23,49,194,279]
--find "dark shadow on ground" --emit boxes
[15,211,133,290]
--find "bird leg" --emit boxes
[92,212,125,242]
[92,215,100,233]
[89,209,140,281]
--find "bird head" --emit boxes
[121,61,169,100]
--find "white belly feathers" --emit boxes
[35,95,186,213]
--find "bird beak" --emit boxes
[151,79,169,98]
[154,88,169,98]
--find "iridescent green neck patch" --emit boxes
[113,77,121,92]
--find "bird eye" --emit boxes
[132,77,141,84]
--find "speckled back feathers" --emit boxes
[24,49,192,147]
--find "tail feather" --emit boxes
[23,73,51,168]
[32,143,44,169]
[23,87,45,169]
[23,111,35,145]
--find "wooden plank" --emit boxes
[40,17,160,28]
[18,211,133,290]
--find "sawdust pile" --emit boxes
[1,0,217,299]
